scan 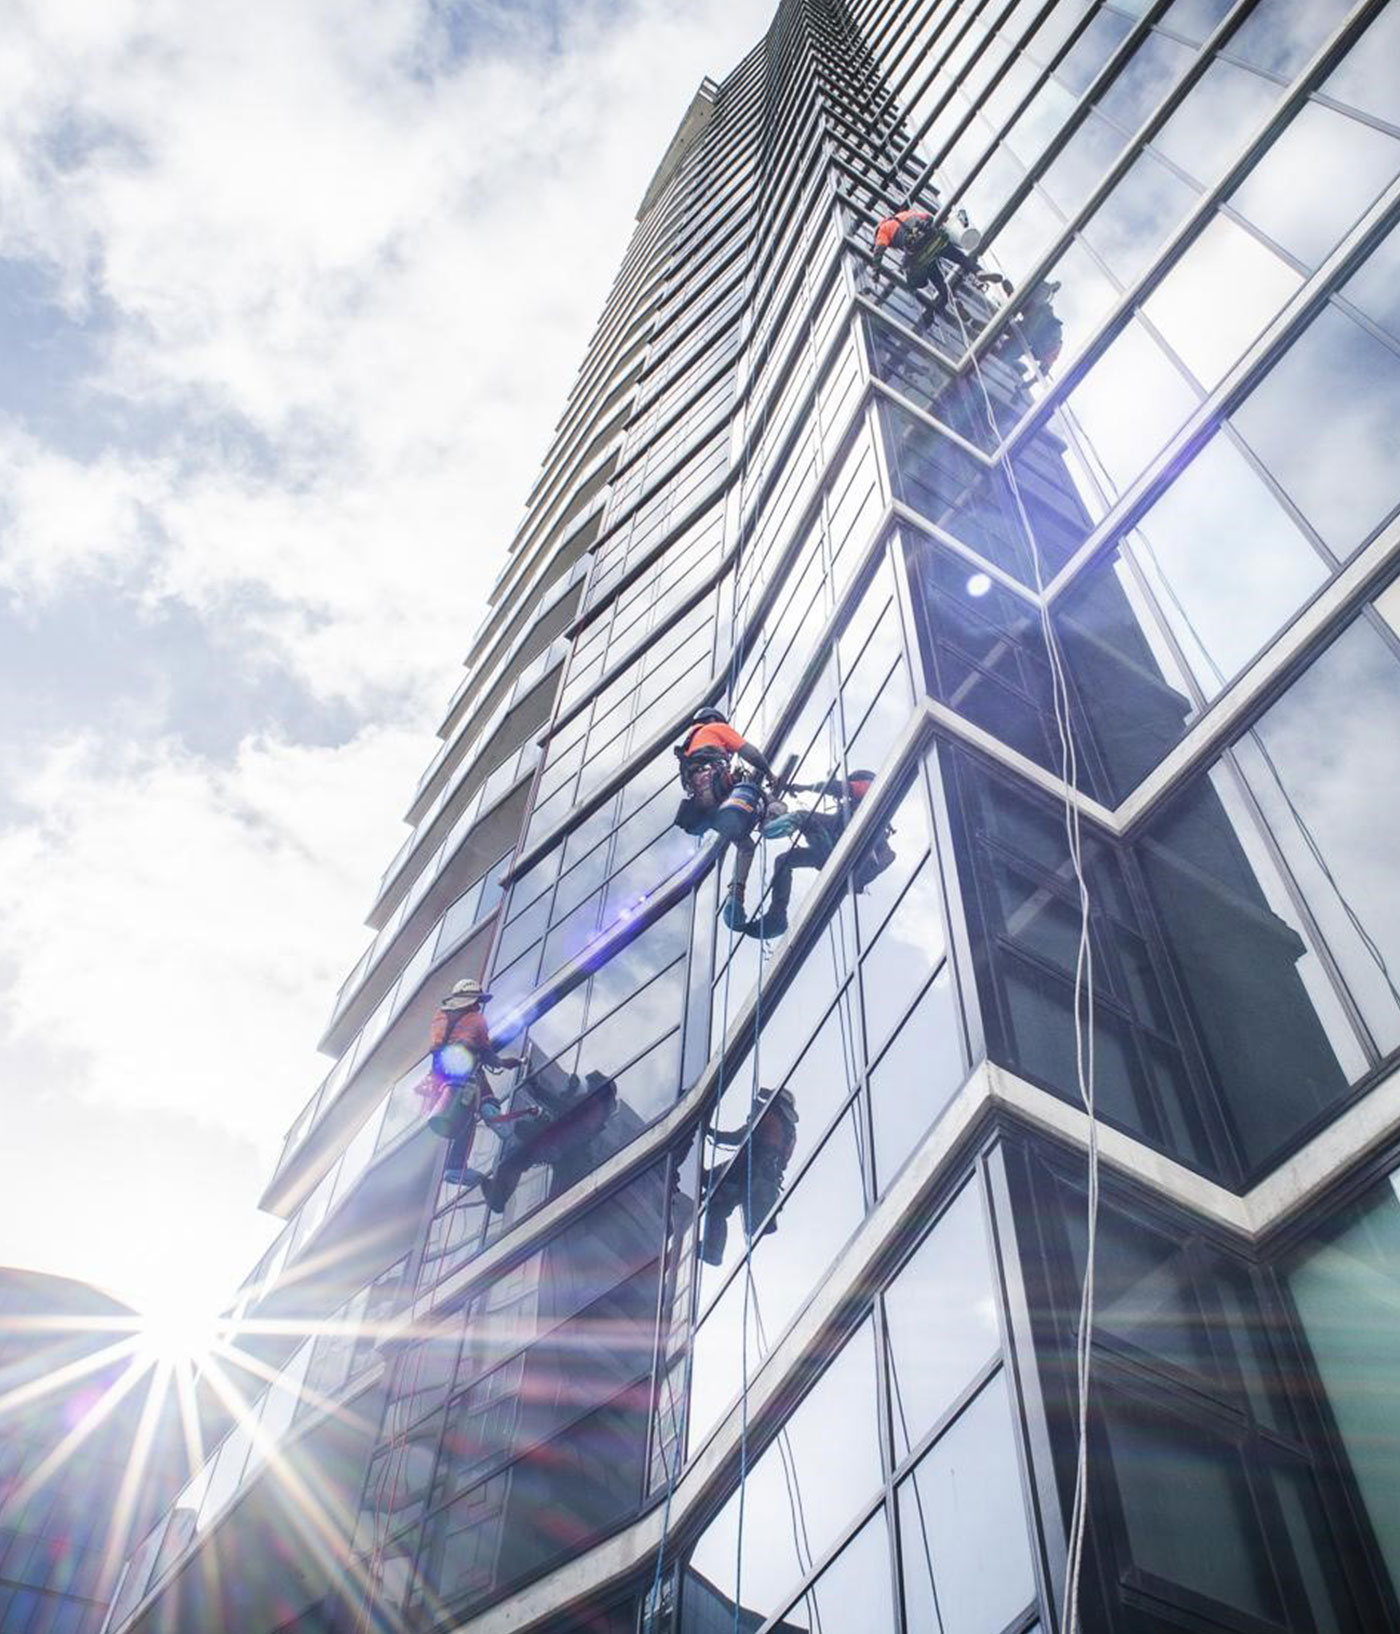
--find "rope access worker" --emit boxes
[1017,278,1064,375]
[741,769,895,939]
[700,1086,800,1266]
[417,977,540,1188]
[869,203,1010,323]
[672,706,781,933]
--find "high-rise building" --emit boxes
[0,1270,194,1634]
[104,0,1400,1629]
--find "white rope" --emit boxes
[950,286,1099,1634]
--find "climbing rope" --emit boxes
[950,285,1099,1634]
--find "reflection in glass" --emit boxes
[860,857,948,1053]
[1096,28,1193,133]
[411,1160,671,1619]
[1231,101,1400,271]
[1227,0,1352,81]
[1142,213,1301,388]
[883,400,1094,585]
[683,1322,882,1629]
[1232,303,1400,557]
[1341,219,1400,348]
[1289,1170,1400,1593]
[898,1371,1036,1634]
[1322,0,1400,126]
[1117,428,1328,693]
[1102,1388,1281,1622]
[1139,764,1365,1171]
[1063,318,1200,495]
[1080,148,1199,288]
[1152,58,1282,189]
[869,966,965,1189]
[1237,613,1400,1054]
[885,1182,998,1458]
[780,1510,894,1633]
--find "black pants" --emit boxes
[701,1159,785,1264]
[907,241,978,313]
[767,814,843,913]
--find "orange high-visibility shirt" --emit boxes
[873,208,932,251]
[684,722,746,756]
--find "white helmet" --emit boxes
[442,977,490,1010]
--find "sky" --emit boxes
[0,0,762,1317]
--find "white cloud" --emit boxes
[1,0,761,710]
[0,0,762,1310]
[0,727,425,1149]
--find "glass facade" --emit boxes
[109,1,1400,1631]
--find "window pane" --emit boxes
[1152,58,1282,190]
[1103,1387,1282,1622]
[780,1509,894,1634]
[869,967,966,1191]
[1231,303,1400,557]
[898,1370,1036,1634]
[1116,428,1328,694]
[1288,1171,1400,1594]
[1236,613,1400,1054]
[1143,213,1302,388]
[1322,0,1400,126]
[885,1181,999,1459]
[1139,764,1365,1171]
[1227,0,1352,81]
[684,1322,882,1626]
[1062,319,1199,495]
[860,858,949,1054]
[1341,220,1400,349]
[1231,101,1400,270]
[1081,148,1199,290]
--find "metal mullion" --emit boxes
[874,0,957,97]
[692,1068,867,1334]
[895,0,1057,182]
[751,1488,889,1634]
[892,0,1005,121]
[1214,738,1382,1068]
[1039,180,1400,604]
[972,0,1386,396]
[913,0,1165,213]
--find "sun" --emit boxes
[132,1292,223,1370]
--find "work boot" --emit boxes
[721,884,747,932]
[747,906,789,940]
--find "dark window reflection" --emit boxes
[1288,1169,1400,1593]
[1005,1142,1375,1630]
[906,528,1107,794]
[1234,611,1400,1055]
[881,400,1093,584]
[944,751,1221,1175]
[1139,762,1366,1171]
[407,1160,673,1620]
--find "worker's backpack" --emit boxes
[673,727,736,834]
[852,824,897,892]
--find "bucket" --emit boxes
[712,780,765,842]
